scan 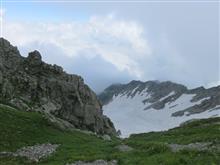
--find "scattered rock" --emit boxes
[0,151,13,157]
[9,98,32,111]
[67,160,117,165]
[0,143,59,162]
[116,144,133,152]
[168,142,212,152]
[14,143,59,162]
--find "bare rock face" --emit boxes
[0,38,116,135]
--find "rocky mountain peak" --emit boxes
[0,38,11,48]
[0,38,22,72]
[99,79,220,114]
[99,80,188,105]
[0,38,20,55]
[27,50,42,66]
[0,38,116,135]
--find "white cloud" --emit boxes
[4,14,151,78]
[4,13,217,91]
[206,80,220,88]
[0,8,6,17]
[0,8,6,34]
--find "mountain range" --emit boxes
[99,80,220,137]
[0,38,220,164]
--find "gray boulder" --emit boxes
[116,144,133,152]
[102,134,111,141]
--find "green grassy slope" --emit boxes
[124,118,220,165]
[0,105,219,165]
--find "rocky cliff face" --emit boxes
[0,38,116,135]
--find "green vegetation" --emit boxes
[0,105,219,165]
[126,117,220,145]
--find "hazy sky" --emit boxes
[1,1,219,93]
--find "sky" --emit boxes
[0,0,219,93]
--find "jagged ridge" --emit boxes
[99,80,220,137]
[0,38,116,135]
[99,80,220,115]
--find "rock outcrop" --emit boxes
[0,38,116,135]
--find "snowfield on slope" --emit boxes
[103,90,220,138]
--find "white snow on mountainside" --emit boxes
[103,88,220,138]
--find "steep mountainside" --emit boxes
[0,105,220,165]
[99,80,220,137]
[0,38,116,135]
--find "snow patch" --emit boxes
[103,93,220,138]
[159,91,176,101]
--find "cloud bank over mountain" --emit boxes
[2,2,219,92]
